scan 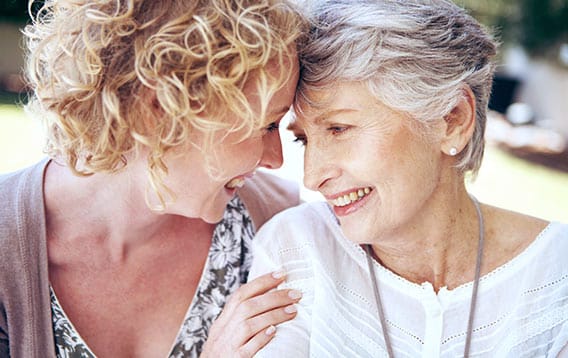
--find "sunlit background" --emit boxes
[1,0,567,222]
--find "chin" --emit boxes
[171,204,226,224]
[200,209,226,224]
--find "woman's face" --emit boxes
[160,58,299,223]
[292,82,445,243]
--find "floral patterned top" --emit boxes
[50,196,255,357]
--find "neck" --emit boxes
[44,161,213,263]
[369,188,482,292]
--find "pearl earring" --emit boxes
[449,147,458,156]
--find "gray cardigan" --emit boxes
[0,159,300,357]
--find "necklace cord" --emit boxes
[364,244,395,358]
[464,195,484,357]
[364,195,484,358]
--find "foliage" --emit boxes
[2,0,567,57]
[518,0,568,57]
[0,0,44,23]
[458,0,568,60]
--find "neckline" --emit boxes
[361,222,555,297]
[315,201,555,296]
[363,195,485,357]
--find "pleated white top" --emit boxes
[249,202,568,357]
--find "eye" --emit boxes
[328,126,349,135]
[293,135,307,146]
[265,121,280,133]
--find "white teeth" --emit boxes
[225,177,245,189]
[331,187,372,207]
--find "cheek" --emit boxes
[407,137,441,174]
[227,137,264,168]
[381,128,437,175]
[347,136,390,176]
[246,136,264,159]
[386,140,441,210]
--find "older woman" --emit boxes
[249,0,568,356]
[0,0,306,357]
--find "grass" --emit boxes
[467,146,568,222]
[0,103,46,174]
[1,103,567,222]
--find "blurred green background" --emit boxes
[457,0,568,61]
[1,0,567,222]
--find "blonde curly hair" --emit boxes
[24,0,304,202]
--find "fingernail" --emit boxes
[272,269,286,279]
[265,325,276,336]
[284,305,297,314]
[288,289,302,300]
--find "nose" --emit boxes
[303,140,339,192]
[259,131,284,169]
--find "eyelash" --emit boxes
[265,122,280,133]
[292,125,348,146]
[327,126,348,135]
[293,136,307,146]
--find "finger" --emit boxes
[237,288,302,319]
[240,304,298,342]
[232,303,298,346]
[215,288,301,350]
[238,325,277,358]
[227,270,287,307]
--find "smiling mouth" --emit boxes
[331,187,372,207]
[225,177,246,189]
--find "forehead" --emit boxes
[243,51,300,119]
[291,82,374,128]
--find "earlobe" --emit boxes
[133,89,163,135]
[149,91,162,111]
[442,85,476,156]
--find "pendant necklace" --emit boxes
[364,196,484,358]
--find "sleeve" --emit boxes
[559,343,568,358]
[552,320,568,357]
[248,217,315,357]
[237,171,300,231]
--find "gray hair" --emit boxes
[296,0,498,174]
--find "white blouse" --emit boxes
[249,202,568,357]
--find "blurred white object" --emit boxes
[502,46,531,80]
[507,126,566,153]
[506,102,534,125]
[486,112,567,154]
[559,43,568,66]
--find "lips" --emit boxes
[224,171,256,190]
[325,187,373,217]
[225,177,246,189]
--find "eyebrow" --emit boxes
[270,106,291,119]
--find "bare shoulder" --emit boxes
[481,204,550,269]
[486,204,549,233]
